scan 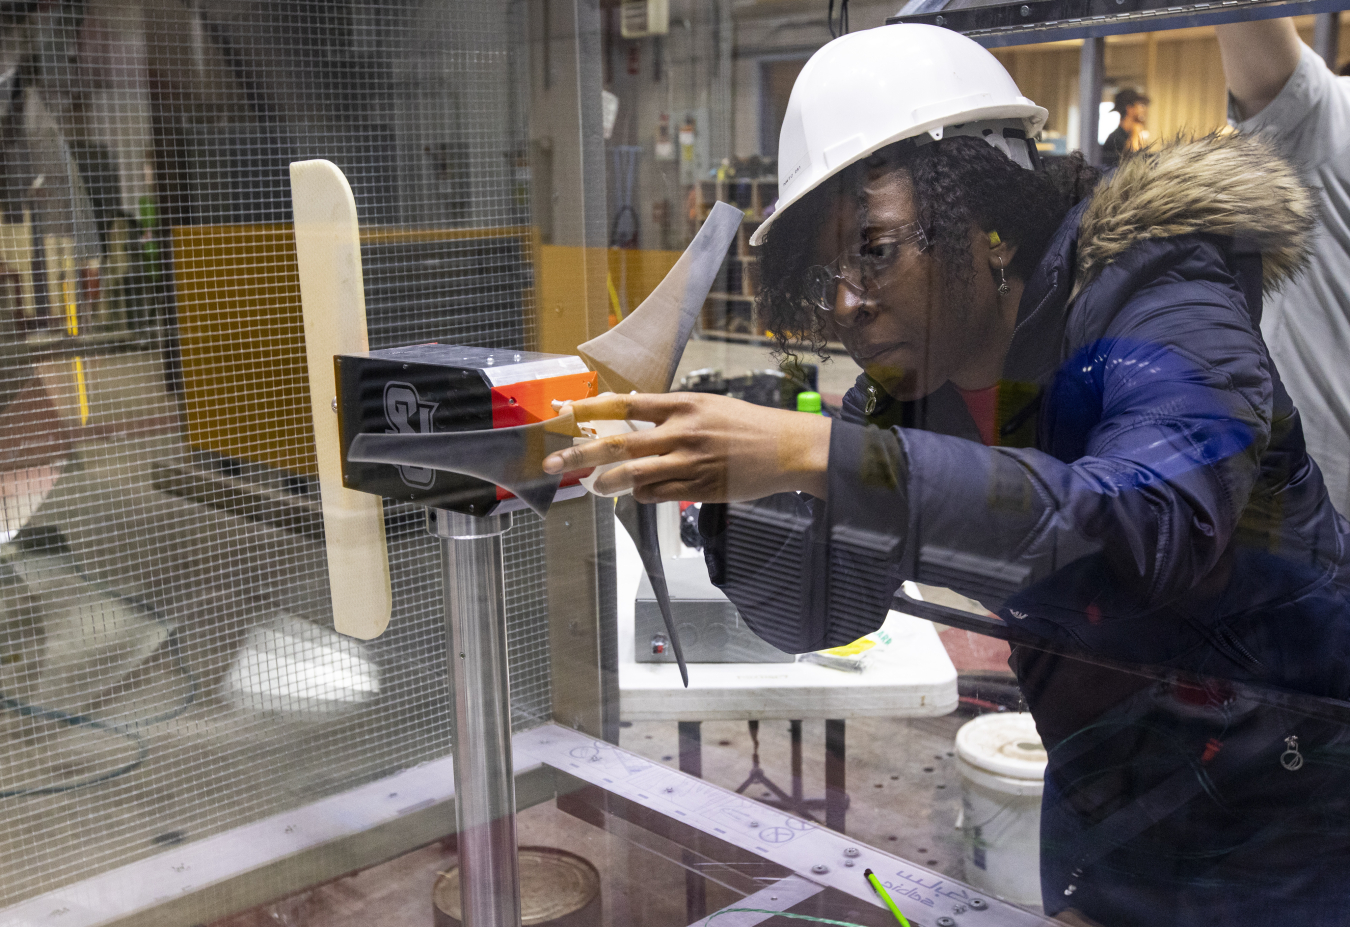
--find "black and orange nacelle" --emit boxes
[335,344,597,518]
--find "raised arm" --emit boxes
[1215,19,1303,120]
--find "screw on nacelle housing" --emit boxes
[969,898,987,910]
[811,864,829,874]
[937,918,957,927]
[844,847,860,857]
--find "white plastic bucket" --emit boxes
[955,712,1047,907]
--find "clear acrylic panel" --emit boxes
[1,2,1348,927]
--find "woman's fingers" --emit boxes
[545,434,631,474]
[558,391,688,425]
[590,450,719,497]
[543,424,672,474]
[541,390,820,502]
[544,394,697,474]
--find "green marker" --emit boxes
[796,390,823,415]
[863,868,911,927]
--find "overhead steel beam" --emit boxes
[890,0,1350,48]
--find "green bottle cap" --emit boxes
[796,391,822,414]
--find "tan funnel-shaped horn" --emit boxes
[578,201,743,394]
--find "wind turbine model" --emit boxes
[293,159,740,927]
[323,176,742,687]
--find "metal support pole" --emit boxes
[1314,12,1340,70]
[431,508,522,927]
[1078,36,1105,167]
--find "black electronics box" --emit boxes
[334,344,596,516]
[635,557,794,664]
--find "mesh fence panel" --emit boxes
[0,0,552,906]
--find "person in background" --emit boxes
[1100,88,1150,168]
[1216,19,1350,516]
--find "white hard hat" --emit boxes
[749,24,1048,247]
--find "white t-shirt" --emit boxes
[1231,45,1350,515]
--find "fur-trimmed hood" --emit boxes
[1075,133,1315,296]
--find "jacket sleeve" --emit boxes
[704,244,1274,649]
[699,421,909,653]
[902,258,1272,616]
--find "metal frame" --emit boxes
[546,495,621,742]
[529,724,1054,927]
[0,757,559,927]
[890,0,1350,164]
[1079,36,1105,164]
[889,0,1350,47]
[8,722,1054,927]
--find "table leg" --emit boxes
[789,720,804,804]
[825,719,846,833]
[678,721,703,779]
[677,721,706,921]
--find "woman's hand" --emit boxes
[542,391,832,504]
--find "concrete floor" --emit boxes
[617,714,969,875]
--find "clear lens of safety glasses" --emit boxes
[806,222,928,313]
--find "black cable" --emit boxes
[0,552,198,797]
[827,0,850,38]
[0,694,148,798]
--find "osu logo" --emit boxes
[383,381,439,489]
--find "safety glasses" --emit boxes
[805,222,929,313]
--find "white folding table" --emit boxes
[614,524,959,831]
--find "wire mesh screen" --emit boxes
[0,0,552,907]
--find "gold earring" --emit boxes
[998,257,1011,296]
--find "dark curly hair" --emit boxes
[756,136,1100,359]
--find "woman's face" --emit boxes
[816,167,1005,401]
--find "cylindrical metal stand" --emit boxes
[430,508,521,927]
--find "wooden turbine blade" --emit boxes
[291,159,393,640]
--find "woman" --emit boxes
[545,25,1350,926]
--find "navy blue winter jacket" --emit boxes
[701,135,1350,925]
